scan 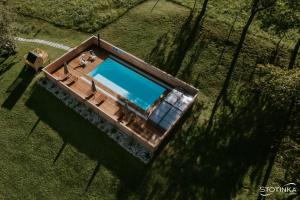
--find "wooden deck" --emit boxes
[50,45,165,149]
[43,36,199,152]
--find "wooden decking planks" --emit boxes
[50,47,164,148]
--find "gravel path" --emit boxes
[15,37,72,51]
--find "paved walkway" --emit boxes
[15,37,71,51]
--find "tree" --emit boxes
[0,3,16,57]
[260,0,299,36]
[254,64,300,107]
[259,0,300,66]
[254,64,299,199]
[206,0,277,132]
[288,38,300,70]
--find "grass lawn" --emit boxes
[1,0,299,199]
[0,43,147,199]
[8,0,146,32]
[0,1,190,199]
[168,0,299,44]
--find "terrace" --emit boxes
[43,36,198,153]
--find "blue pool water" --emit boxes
[88,57,166,110]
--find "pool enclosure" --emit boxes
[42,36,198,160]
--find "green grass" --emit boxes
[0,1,191,199]
[12,15,89,47]
[0,43,146,199]
[9,0,146,32]
[168,0,299,44]
[174,0,254,36]
[1,0,299,199]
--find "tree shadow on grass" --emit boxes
[179,36,209,81]
[137,89,288,200]
[27,118,41,137]
[85,161,101,192]
[53,141,67,164]
[1,66,35,109]
[25,84,148,193]
[0,55,18,77]
[147,6,206,77]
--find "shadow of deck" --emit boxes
[25,84,148,193]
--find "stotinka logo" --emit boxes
[259,183,298,197]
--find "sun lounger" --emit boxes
[125,113,135,126]
[88,50,97,61]
[57,62,71,81]
[115,100,130,122]
[84,90,95,100]
[132,117,146,131]
[117,109,125,122]
[57,73,71,81]
[90,93,107,106]
[74,54,89,69]
[64,75,78,86]
[115,106,127,122]
[81,59,88,67]
[129,117,152,139]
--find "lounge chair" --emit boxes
[57,73,71,81]
[80,57,89,67]
[64,75,78,86]
[115,105,128,122]
[129,117,152,139]
[57,62,71,81]
[90,92,107,106]
[125,113,136,126]
[75,54,89,69]
[88,50,97,61]
[132,117,146,131]
[116,108,125,121]
[84,89,95,100]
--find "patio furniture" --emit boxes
[116,107,126,121]
[88,50,97,61]
[125,113,135,126]
[84,80,97,99]
[57,61,71,81]
[133,117,146,131]
[64,75,78,86]
[91,92,107,106]
[84,90,95,100]
[58,73,71,81]
[116,101,129,122]
[75,53,89,69]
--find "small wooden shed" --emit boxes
[24,48,48,71]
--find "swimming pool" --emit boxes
[88,57,166,110]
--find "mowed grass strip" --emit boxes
[9,0,146,32]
